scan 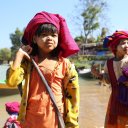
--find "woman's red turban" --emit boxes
[22,11,79,57]
[103,31,128,55]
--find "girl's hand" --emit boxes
[21,45,32,55]
[12,45,33,70]
[17,45,33,60]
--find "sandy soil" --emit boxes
[79,81,110,128]
[0,79,111,128]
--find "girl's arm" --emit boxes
[102,62,110,84]
[12,45,32,70]
[91,62,110,84]
[6,61,25,87]
[64,60,79,128]
[6,45,32,87]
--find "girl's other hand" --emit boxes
[91,64,101,78]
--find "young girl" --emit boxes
[91,30,128,128]
[6,11,80,128]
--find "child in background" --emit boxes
[6,11,80,128]
[91,30,128,128]
[4,102,20,128]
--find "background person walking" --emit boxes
[91,30,128,128]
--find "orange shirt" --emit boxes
[22,57,65,128]
[7,57,79,128]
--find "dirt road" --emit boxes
[0,79,110,128]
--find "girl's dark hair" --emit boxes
[35,23,58,36]
[31,23,60,57]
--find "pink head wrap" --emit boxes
[22,11,79,57]
[104,30,128,55]
[5,102,20,114]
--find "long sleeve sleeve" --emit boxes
[6,62,26,87]
[64,60,80,128]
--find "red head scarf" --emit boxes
[103,30,128,55]
[22,11,79,57]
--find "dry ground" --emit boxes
[0,79,111,128]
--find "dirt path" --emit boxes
[0,79,111,128]
[79,81,110,128]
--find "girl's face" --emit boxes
[116,39,128,58]
[34,32,58,54]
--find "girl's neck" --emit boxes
[37,50,51,60]
[37,54,51,65]
[114,57,121,61]
[115,53,124,61]
[114,55,127,61]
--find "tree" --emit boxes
[80,0,107,43]
[0,48,11,62]
[74,36,85,45]
[100,27,108,39]
[10,28,23,59]
[96,27,108,43]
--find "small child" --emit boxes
[4,102,21,128]
[91,30,128,127]
[6,11,80,128]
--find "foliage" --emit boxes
[0,48,11,61]
[100,27,108,39]
[74,36,84,43]
[70,56,91,69]
[82,5,100,38]
[96,27,108,43]
[87,36,96,43]
[79,0,107,43]
[70,53,113,69]
[10,28,23,59]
